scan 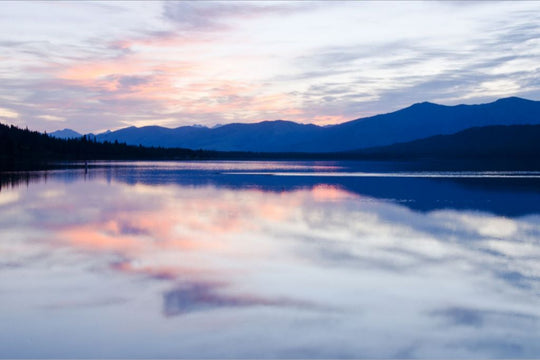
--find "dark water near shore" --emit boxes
[1,161,540,358]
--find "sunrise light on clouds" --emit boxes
[0,1,539,133]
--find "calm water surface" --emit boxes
[1,161,540,358]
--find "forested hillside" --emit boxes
[0,123,203,170]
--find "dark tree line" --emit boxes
[0,122,336,171]
[0,123,213,170]
[354,124,540,159]
[2,122,539,171]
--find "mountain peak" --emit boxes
[395,101,443,114]
[494,96,530,104]
[410,101,439,108]
[49,128,82,139]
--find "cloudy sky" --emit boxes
[0,1,539,133]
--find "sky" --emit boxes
[0,1,539,133]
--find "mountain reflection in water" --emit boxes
[1,161,540,358]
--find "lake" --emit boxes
[1,160,540,358]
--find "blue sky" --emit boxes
[0,1,539,133]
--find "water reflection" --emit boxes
[1,162,540,358]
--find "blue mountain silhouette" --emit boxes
[50,128,82,139]
[72,97,540,152]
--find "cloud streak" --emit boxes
[162,1,315,31]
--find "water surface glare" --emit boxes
[1,161,540,358]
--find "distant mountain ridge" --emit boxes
[50,128,82,139]
[56,97,540,152]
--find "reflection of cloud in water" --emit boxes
[430,306,540,358]
[42,297,128,310]
[2,169,540,358]
[0,191,19,206]
[163,282,324,316]
[431,306,538,328]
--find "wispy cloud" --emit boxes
[162,1,314,31]
[0,1,538,132]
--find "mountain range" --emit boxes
[51,97,540,153]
